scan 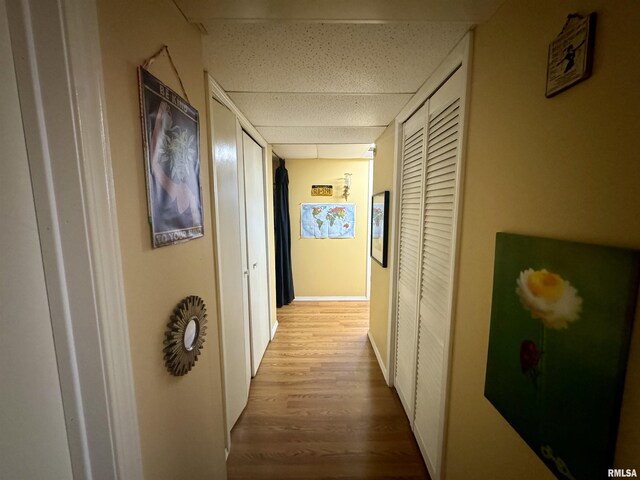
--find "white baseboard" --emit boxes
[270,320,278,340]
[367,331,390,385]
[294,296,369,301]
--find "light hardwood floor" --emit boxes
[227,301,429,479]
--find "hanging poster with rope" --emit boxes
[138,50,203,248]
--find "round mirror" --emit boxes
[183,317,198,351]
[164,295,208,376]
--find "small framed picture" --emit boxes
[138,67,204,248]
[545,13,597,98]
[370,191,390,267]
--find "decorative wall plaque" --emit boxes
[163,295,208,376]
[311,184,333,196]
[546,13,597,98]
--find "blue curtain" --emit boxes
[274,157,294,306]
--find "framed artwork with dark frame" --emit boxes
[545,12,597,98]
[138,67,204,248]
[370,191,390,267]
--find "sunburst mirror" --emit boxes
[163,295,208,376]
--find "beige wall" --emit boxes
[368,0,640,477]
[368,125,396,368]
[97,1,227,478]
[446,1,640,478]
[286,158,370,297]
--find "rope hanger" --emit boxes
[559,12,584,34]
[141,45,191,104]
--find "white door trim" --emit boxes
[205,92,251,453]
[387,31,473,381]
[386,31,473,480]
[6,0,143,478]
[366,158,374,299]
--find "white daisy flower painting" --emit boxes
[516,268,583,329]
[484,233,640,480]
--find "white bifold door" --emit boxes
[240,131,271,375]
[208,96,271,441]
[394,67,466,480]
[209,99,252,435]
[394,104,427,418]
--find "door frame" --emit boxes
[385,31,473,479]
[205,92,252,454]
[206,74,277,452]
[6,0,143,478]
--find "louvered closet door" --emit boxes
[413,68,465,477]
[394,104,427,418]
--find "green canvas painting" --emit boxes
[485,233,640,480]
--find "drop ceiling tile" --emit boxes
[317,144,372,158]
[257,126,385,144]
[228,92,411,127]
[272,144,318,159]
[177,0,505,23]
[203,22,471,93]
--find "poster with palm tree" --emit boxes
[138,67,203,248]
[485,233,640,480]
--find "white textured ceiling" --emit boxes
[176,0,505,23]
[260,126,385,145]
[273,144,373,159]
[202,23,472,94]
[175,0,505,157]
[227,93,413,127]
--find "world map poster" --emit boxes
[300,203,355,239]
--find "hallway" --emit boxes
[227,301,429,479]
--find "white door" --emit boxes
[209,99,251,435]
[241,131,271,375]
[413,67,465,477]
[394,104,427,419]
[0,1,73,475]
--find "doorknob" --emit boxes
[252,262,258,269]
[243,270,248,276]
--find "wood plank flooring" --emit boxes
[227,301,429,480]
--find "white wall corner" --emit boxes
[271,319,279,340]
[6,0,144,477]
[64,1,144,476]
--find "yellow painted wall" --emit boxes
[286,158,370,297]
[368,1,640,477]
[446,1,640,478]
[368,125,396,368]
[97,1,227,478]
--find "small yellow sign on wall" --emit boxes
[311,185,333,196]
